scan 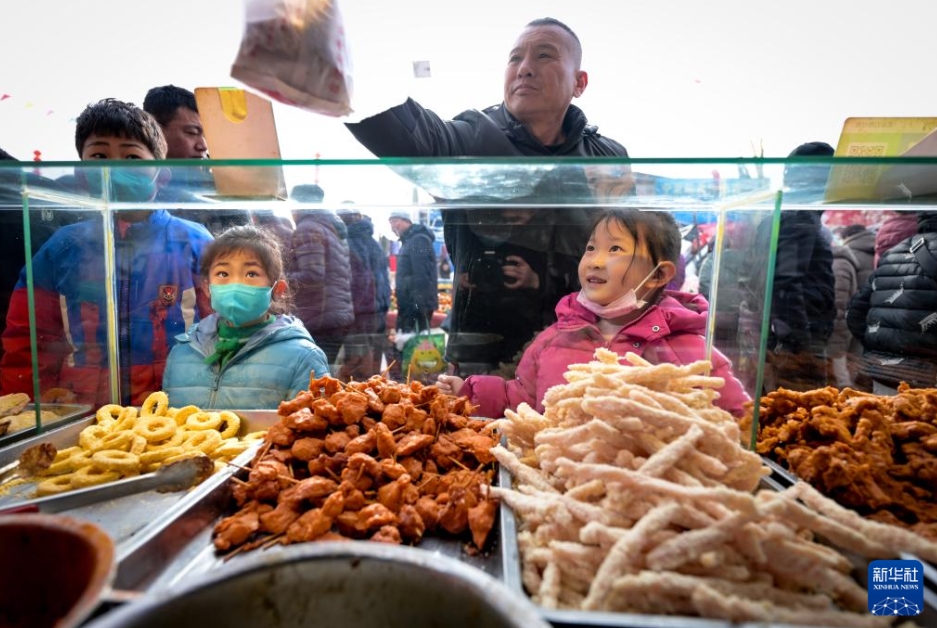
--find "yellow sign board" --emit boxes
[825,117,937,202]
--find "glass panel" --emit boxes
[1,156,935,447]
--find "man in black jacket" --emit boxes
[389,210,438,334]
[738,142,836,392]
[347,17,629,375]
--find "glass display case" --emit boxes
[0,155,933,448]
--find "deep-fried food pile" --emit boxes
[23,392,264,496]
[0,389,80,436]
[212,374,498,554]
[747,383,937,541]
[494,348,937,627]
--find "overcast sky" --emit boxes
[2,0,935,202]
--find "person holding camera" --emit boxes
[442,207,577,375]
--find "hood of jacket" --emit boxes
[401,222,435,244]
[555,290,709,340]
[843,229,875,255]
[346,216,376,240]
[178,314,313,361]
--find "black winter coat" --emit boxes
[395,223,438,332]
[347,98,628,367]
[743,211,836,353]
[847,233,937,359]
[346,98,627,159]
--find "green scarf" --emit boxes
[205,316,274,368]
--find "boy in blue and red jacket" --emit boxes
[0,98,213,406]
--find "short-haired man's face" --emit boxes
[503,25,586,129]
[162,107,208,159]
[389,217,411,238]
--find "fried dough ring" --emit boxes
[112,406,139,433]
[173,405,201,427]
[92,430,135,453]
[70,465,121,488]
[218,411,241,439]
[242,430,267,443]
[130,435,148,455]
[186,411,222,431]
[133,415,177,442]
[91,450,141,474]
[183,429,223,454]
[210,438,249,459]
[147,429,186,450]
[141,391,169,416]
[78,425,109,451]
[52,446,83,462]
[36,475,74,496]
[95,404,124,427]
[139,446,184,467]
[43,450,93,476]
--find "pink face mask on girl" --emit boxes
[576,263,662,319]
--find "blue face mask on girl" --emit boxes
[210,284,273,327]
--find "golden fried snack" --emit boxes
[92,430,135,453]
[749,383,937,541]
[42,449,94,476]
[35,475,74,496]
[133,415,177,442]
[91,450,141,474]
[0,392,29,418]
[140,391,169,416]
[70,465,121,489]
[12,397,262,499]
[186,411,222,431]
[183,430,223,454]
[212,374,495,555]
[139,447,185,468]
[96,404,124,427]
[172,405,201,427]
[78,424,109,451]
[218,411,241,439]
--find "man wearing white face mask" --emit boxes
[0,99,213,407]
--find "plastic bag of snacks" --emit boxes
[231,0,353,117]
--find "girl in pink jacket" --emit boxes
[436,209,749,417]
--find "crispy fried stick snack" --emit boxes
[494,348,936,626]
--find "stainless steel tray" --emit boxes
[0,403,92,447]
[498,465,937,628]
[112,410,502,593]
[0,410,269,553]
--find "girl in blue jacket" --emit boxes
[163,225,329,409]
